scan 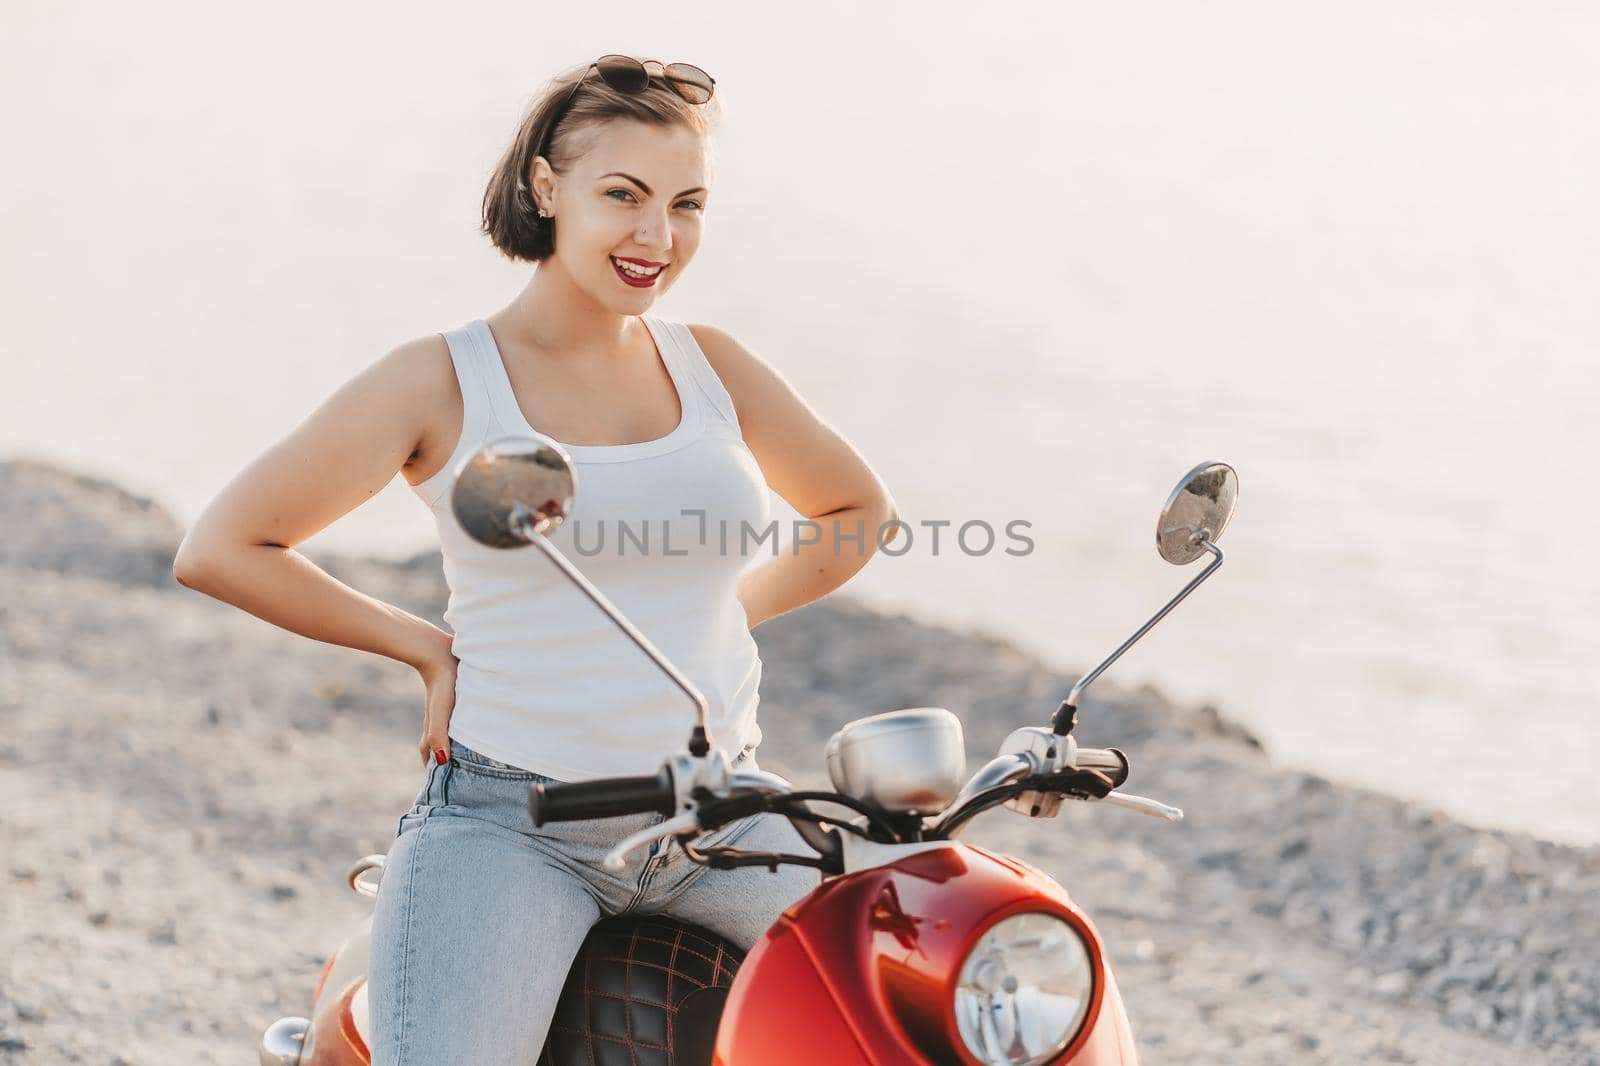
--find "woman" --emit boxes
[173,55,898,1063]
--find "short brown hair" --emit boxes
[481,58,724,263]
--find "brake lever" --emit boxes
[601,810,703,871]
[1100,791,1184,823]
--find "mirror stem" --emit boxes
[1052,538,1226,735]
[514,510,715,750]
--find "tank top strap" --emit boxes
[652,318,746,437]
[463,319,533,439]
[410,323,498,507]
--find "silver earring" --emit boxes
[537,207,551,219]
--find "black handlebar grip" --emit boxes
[528,767,676,827]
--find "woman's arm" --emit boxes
[172,334,462,764]
[688,324,900,630]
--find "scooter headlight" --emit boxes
[953,911,1094,1065]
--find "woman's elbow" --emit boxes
[172,528,233,590]
[873,492,902,547]
[172,537,211,589]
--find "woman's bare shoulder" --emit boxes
[683,321,752,371]
[378,332,464,482]
[384,331,455,389]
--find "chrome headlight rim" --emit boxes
[949,906,1101,1066]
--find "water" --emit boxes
[3,0,1596,843]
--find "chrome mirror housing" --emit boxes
[825,707,967,815]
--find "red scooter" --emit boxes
[260,437,1238,1066]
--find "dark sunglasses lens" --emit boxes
[664,62,714,103]
[596,54,649,93]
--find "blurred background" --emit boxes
[3,0,1595,844]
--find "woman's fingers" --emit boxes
[418,731,451,767]
[417,657,459,767]
[418,708,451,766]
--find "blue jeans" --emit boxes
[366,739,820,1066]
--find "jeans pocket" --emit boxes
[413,756,444,804]
[394,802,434,840]
[392,757,448,839]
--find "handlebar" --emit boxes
[526,743,1150,856]
[928,745,1135,838]
[1076,747,1130,787]
[528,768,676,826]
[594,770,805,871]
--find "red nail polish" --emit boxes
[434,748,448,765]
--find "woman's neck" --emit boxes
[495,260,636,367]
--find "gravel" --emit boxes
[2,458,1594,1065]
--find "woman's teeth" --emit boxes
[612,257,662,278]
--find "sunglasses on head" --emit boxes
[539,54,715,158]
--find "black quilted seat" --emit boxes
[538,914,746,1066]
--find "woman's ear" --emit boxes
[529,155,557,216]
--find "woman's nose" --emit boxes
[635,206,673,249]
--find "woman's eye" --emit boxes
[606,188,703,211]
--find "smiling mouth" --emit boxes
[611,256,665,285]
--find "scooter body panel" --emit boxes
[289,849,1136,1066]
[301,975,370,1065]
[713,842,1138,1065]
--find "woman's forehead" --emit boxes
[579,123,711,183]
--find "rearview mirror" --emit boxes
[450,434,577,549]
[1051,460,1240,735]
[1156,461,1238,565]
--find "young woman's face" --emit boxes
[537,120,711,311]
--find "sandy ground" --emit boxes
[1,458,1596,1065]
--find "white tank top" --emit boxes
[407,314,772,781]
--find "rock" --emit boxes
[0,460,183,589]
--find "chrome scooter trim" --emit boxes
[1065,539,1225,711]
[927,753,1036,837]
[259,1016,309,1065]
[346,853,385,899]
[513,504,716,748]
